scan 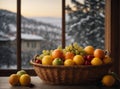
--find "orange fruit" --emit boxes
[19,74,31,86]
[102,75,115,87]
[103,55,112,64]
[42,55,53,65]
[73,55,84,65]
[94,49,105,59]
[64,59,74,66]
[9,74,19,86]
[65,52,75,60]
[91,57,103,65]
[84,46,94,55]
[52,49,64,59]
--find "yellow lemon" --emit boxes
[19,74,31,86]
[73,55,84,65]
[9,74,19,86]
[102,75,115,87]
[91,57,103,65]
[42,55,53,65]
[64,59,74,66]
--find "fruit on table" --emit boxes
[19,74,31,86]
[17,70,27,77]
[52,49,64,59]
[102,75,115,87]
[9,70,31,87]
[84,46,94,55]
[103,55,112,64]
[35,59,41,64]
[52,58,63,65]
[86,55,94,62]
[84,60,91,65]
[9,74,19,86]
[34,42,112,66]
[65,52,75,60]
[91,57,103,65]
[64,42,86,55]
[73,55,84,65]
[64,59,74,66]
[94,49,105,59]
[42,55,53,65]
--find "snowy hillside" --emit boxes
[31,17,61,27]
[0,9,61,43]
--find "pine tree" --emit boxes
[66,0,105,49]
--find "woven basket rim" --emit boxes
[30,59,112,69]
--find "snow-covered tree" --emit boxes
[66,0,105,49]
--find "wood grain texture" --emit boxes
[0,77,119,89]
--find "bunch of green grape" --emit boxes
[36,50,53,60]
[63,42,86,56]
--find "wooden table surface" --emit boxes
[0,76,119,89]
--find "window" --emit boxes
[0,0,17,69]
[0,0,119,76]
[27,42,29,48]
[21,0,62,69]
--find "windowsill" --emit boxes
[0,76,119,89]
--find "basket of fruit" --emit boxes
[30,43,112,85]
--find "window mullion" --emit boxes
[17,0,21,70]
[62,0,65,48]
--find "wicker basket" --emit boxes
[30,59,112,85]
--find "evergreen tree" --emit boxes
[66,0,105,49]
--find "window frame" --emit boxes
[0,0,119,76]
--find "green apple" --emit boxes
[52,58,63,65]
[17,70,27,77]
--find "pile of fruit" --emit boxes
[34,42,112,66]
[9,70,31,87]
[32,43,120,87]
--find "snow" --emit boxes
[0,38,9,41]
[0,31,5,36]
[9,24,16,32]
[70,16,91,30]
[30,17,62,27]
[0,31,45,41]
[99,13,105,18]
[66,14,70,22]
[9,36,16,41]
[21,33,45,40]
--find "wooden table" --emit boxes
[0,77,119,89]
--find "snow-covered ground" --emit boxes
[30,17,62,27]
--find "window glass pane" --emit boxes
[21,0,62,69]
[65,0,105,49]
[0,0,17,69]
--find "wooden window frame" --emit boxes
[0,0,120,76]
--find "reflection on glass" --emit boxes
[21,0,62,69]
[65,0,105,49]
[0,0,17,69]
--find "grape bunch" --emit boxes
[63,42,86,56]
[35,50,53,60]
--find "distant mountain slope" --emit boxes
[0,9,61,42]
[31,17,61,27]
